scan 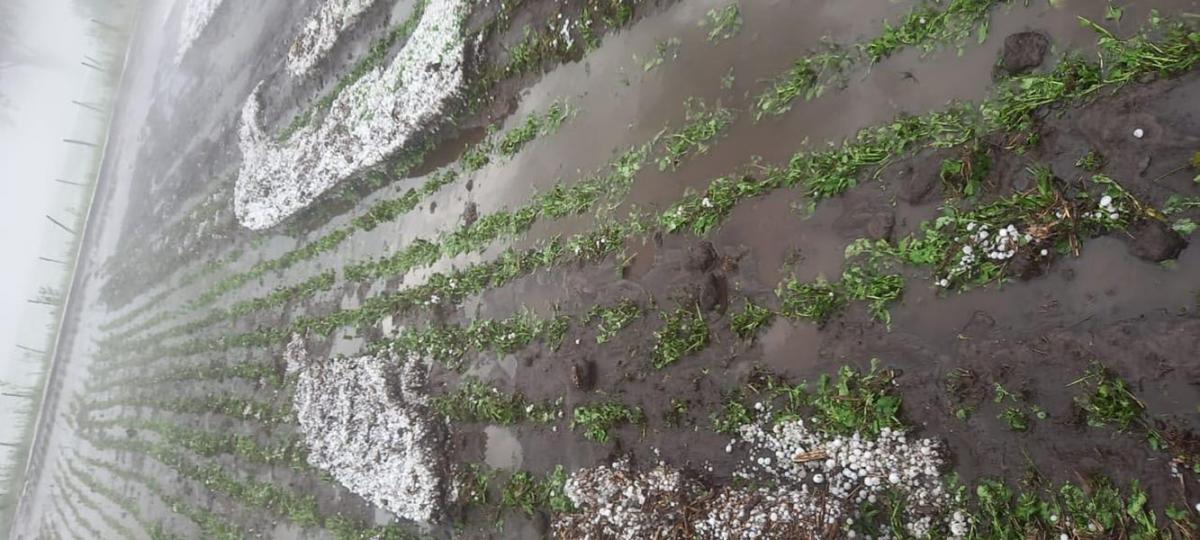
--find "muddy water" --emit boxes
[26,0,1200,538]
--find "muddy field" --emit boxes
[14,0,1200,538]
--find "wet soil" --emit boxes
[433,67,1200,537]
[22,0,1200,538]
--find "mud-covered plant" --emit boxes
[663,398,689,428]
[939,141,992,197]
[703,4,742,43]
[571,402,645,443]
[711,394,754,435]
[1190,150,1200,183]
[754,48,852,119]
[432,379,559,425]
[651,305,710,369]
[1075,149,1106,172]
[998,407,1030,432]
[807,362,903,437]
[1072,363,1145,432]
[642,37,680,71]
[497,101,571,157]
[587,299,643,344]
[730,301,773,340]
[500,466,573,516]
[657,98,735,171]
[454,464,494,508]
[776,277,845,325]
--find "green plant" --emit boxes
[703,4,742,43]
[663,398,689,427]
[500,466,573,516]
[862,0,1005,63]
[656,98,734,171]
[588,299,642,344]
[454,464,494,508]
[651,305,710,369]
[1072,362,1145,432]
[571,402,645,443]
[1075,149,1106,172]
[730,301,773,340]
[939,141,992,197]
[642,37,680,71]
[432,379,560,425]
[776,277,845,325]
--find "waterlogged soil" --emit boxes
[433,50,1200,540]
[28,0,1200,538]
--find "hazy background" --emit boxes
[0,0,111,447]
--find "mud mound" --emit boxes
[286,336,448,523]
[234,0,468,230]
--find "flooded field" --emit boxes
[11,0,1200,538]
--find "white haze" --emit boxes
[0,0,107,446]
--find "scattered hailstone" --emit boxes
[286,334,448,523]
[287,0,381,77]
[1133,128,1145,139]
[554,418,965,539]
[235,0,470,230]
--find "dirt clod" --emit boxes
[686,241,718,272]
[699,273,729,313]
[1126,219,1187,262]
[572,359,596,391]
[999,32,1049,76]
[461,201,478,227]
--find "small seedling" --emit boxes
[998,407,1030,431]
[663,398,689,427]
[1075,149,1106,172]
[642,37,681,71]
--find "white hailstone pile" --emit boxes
[1088,194,1123,223]
[287,0,381,77]
[554,419,967,539]
[176,0,225,64]
[736,419,966,538]
[286,335,448,523]
[235,0,469,230]
[554,460,698,538]
[938,221,1033,288]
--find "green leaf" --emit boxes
[1104,4,1124,22]
[1172,218,1198,236]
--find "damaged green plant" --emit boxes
[651,304,710,369]
[703,4,742,43]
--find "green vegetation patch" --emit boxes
[432,379,560,425]
[730,301,773,340]
[587,298,643,344]
[703,4,743,43]
[571,401,646,443]
[657,98,735,171]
